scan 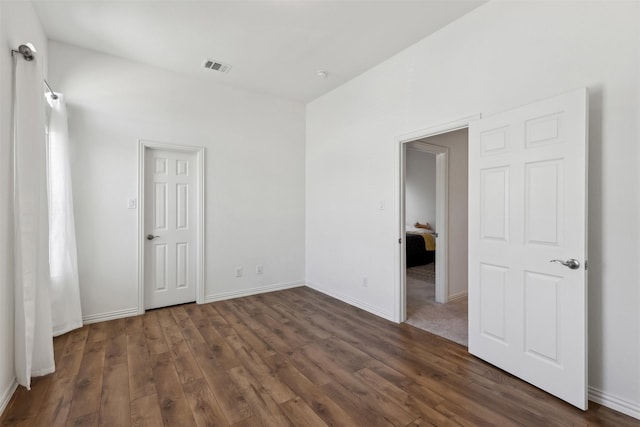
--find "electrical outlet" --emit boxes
[235,267,243,277]
[127,198,137,209]
[256,265,263,274]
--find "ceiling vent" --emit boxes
[203,59,231,74]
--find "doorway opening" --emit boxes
[137,140,205,314]
[396,116,476,346]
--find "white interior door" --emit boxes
[468,89,588,409]
[144,148,197,309]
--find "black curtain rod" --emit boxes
[11,44,59,100]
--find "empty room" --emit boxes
[1,0,639,425]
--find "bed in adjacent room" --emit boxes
[406,225,436,268]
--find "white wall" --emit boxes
[307,1,639,417]
[420,129,468,298]
[48,42,306,320]
[405,149,436,227]
[0,1,49,414]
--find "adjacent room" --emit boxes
[1,0,639,425]
[404,128,469,347]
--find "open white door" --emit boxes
[468,89,588,409]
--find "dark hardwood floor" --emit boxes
[1,286,638,426]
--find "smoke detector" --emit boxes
[203,59,231,74]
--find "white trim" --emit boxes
[394,114,480,323]
[448,291,468,302]
[82,307,139,324]
[305,281,394,321]
[589,386,640,420]
[204,281,304,303]
[407,142,449,304]
[0,379,18,417]
[138,140,206,315]
[397,114,481,144]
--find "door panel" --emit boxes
[525,160,562,245]
[524,271,560,363]
[480,167,509,241]
[145,149,197,309]
[479,263,508,342]
[469,89,588,409]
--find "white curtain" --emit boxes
[12,50,55,388]
[46,93,83,336]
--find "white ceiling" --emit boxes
[33,0,486,103]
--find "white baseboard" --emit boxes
[204,281,304,304]
[0,378,18,418]
[589,386,640,420]
[82,307,139,325]
[448,291,468,302]
[304,281,394,321]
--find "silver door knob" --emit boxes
[550,259,580,270]
[147,234,160,240]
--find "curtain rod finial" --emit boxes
[17,44,36,61]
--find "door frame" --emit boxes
[394,114,480,322]
[137,139,206,315]
[406,141,449,303]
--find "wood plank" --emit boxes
[33,334,88,426]
[130,394,164,427]
[142,310,169,355]
[149,352,196,427]
[0,378,50,425]
[199,303,230,330]
[191,344,252,424]
[261,293,332,340]
[190,322,239,370]
[67,339,106,420]
[254,312,308,351]
[320,380,396,427]
[104,320,128,368]
[301,343,415,427]
[288,347,334,387]
[98,363,130,426]
[230,416,260,427]
[228,366,292,427]
[365,359,445,408]
[87,322,109,343]
[171,306,206,349]
[62,326,89,357]
[280,396,329,427]
[354,367,456,426]
[211,302,276,358]
[155,308,184,347]
[168,340,203,385]
[53,333,70,365]
[223,332,295,404]
[126,333,156,401]
[263,357,359,427]
[156,307,204,385]
[67,412,98,427]
[182,378,227,427]
[124,316,144,336]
